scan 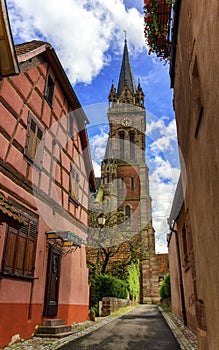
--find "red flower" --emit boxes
[147,16,153,23]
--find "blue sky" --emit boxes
[7,0,180,252]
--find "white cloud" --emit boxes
[8,0,145,84]
[147,115,179,162]
[150,177,180,253]
[146,115,180,252]
[149,155,180,253]
[92,160,101,178]
[89,128,108,166]
[146,118,164,134]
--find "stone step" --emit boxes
[35,324,71,335]
[43,319,65,326]
[35,331,74,338]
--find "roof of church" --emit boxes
[117,39,136,97]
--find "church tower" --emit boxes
[98,39,159,303]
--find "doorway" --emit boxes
[43,244,62,317]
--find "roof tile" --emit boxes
[0,192,27,225]
[15,40,50,56]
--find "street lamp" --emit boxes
[97,213,106,227]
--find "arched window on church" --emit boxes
[125,205,131,225]
[119,132,125,160]
[130,131,135,160]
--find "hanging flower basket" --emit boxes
[144,0,173,60]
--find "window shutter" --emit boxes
[25,113,44,169]
[3,227,18,274]
[2,210,38,278]
[15,235,26,274]
[70,165,79,201]
[27,120,36,159]
[24,220,38,276]
[35,127,43,167]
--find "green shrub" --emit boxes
[90,274,128,315]
[159,272,171,300]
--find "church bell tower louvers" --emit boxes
[100,39,159,303]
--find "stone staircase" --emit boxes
[35,319,74,338]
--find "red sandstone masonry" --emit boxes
[1,80,24,115]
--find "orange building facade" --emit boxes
[167,1,219,349]
[0,41,95,347]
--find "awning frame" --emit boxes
[45,230,82,255]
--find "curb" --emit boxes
[43,306,139,350]
[159,306,197,350]
[3,307,136,350]
[4,305,197,350]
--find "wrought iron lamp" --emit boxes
[45,230,82,255]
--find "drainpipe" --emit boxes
[170,228,187,326]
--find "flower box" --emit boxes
[144,0,173,60]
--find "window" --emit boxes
[24,112,44,169]
[2,210,38,278]
[131,177,134,191]
[130,131,135,160]
[45,74,55,106]
[119,132,125,160]
[69,164,80,205]
[119,177,125,191]
[125,205,131,225]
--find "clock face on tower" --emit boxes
[121,116,132,127]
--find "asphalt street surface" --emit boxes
[59,305,181,350]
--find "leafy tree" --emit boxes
[87,208,142,279]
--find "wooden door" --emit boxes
[43,244,62,317]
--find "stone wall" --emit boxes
[100,297,130,316]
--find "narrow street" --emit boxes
[59,305,181,350]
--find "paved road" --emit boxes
[59,305,181,350]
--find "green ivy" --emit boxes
[126,260,140,301]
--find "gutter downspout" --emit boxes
[170,227,187,326]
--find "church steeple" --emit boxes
[91,35,159,305]
[117,39,136,98]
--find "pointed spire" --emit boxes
[108,80,117,103]
[135,77,145,107]
[117,38,136,98]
